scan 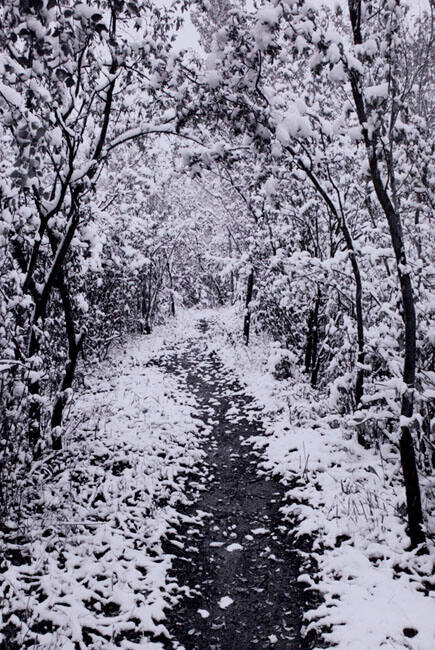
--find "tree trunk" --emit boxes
[348,0,425,548]
[310,306,320,388]
[142,278,151,333]
[340,217,365,405]
[305,287,321,377]
[50,279,84,448]
[28,361,42,451]
[291,161,365,404]
[243,269,254,345]
[368,125,424,550]
[305,310,315,374]
[51,334,84,449]
[379,199,425,548]
[228,232,234,303]
[167,262,176,317]
[311,354,321,389]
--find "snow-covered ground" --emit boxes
[0,319,209,649]
[202,306,435,650]
[1,307,433,649]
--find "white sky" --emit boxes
[173,11,201,52]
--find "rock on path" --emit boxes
[154,331,315,650]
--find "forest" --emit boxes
[0,1,434,649]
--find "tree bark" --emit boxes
[305,287,322,383]
[50,276,84,448]
[167,262,176,317]
[243,269,254,345]
[228,231,234,303]
[340,218,365,405]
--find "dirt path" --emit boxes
[153,329,315,650]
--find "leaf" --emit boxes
[365,465,379,478]
[55,69,67,81]
[127,2,141,17]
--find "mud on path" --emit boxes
[153,328,316,650]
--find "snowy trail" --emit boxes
[0,318,319,650]
[154,326,315,649]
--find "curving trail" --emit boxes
[154,325,315,650]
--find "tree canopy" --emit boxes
[1,0,433,552]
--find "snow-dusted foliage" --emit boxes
[0,0,188,496]
[175,0,434,549]
[0,0,434,647]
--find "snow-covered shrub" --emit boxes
[268,345,297,380]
